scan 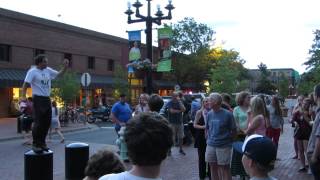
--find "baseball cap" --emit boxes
[233,134,276,167]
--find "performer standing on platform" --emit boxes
[21,54,68,153]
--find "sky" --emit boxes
[1,0,320,74]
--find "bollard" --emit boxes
[24,150,53,180]
[65,142,89,180]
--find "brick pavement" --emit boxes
[156,122,314,180]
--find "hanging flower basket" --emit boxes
[134,70,146,79]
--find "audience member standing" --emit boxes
[194,97,211,180]
[148,94,164,114]
[110,94,132,135]
[307,84,320,179]
[21,54,68,153]
[266,96,284,157]
[206,93,236,180]
[231,91,250,179]
[167,92,186,155]
[134,93,150,116]
[246,96,268,136]
[233,134,278,180]
[99,112,173,180]
[292,98,312,172]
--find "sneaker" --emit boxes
[60,139,65,143]
[32,145,43,154]
[179,149,186,155]
[298,167,307,172]
[41,144,50,152]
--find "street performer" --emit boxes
[21,54,68,153]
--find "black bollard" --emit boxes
[24,150,53,180]
[65,142,89,180]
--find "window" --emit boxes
[0,44,11,62]
[88,56,95,69]
[34,49,45,57]
[108,59,114,71]
[64,53,72,67]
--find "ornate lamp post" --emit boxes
[125,0,174,94]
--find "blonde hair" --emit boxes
[200,97,210,110]
[250,96,266,117]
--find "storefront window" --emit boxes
[12,87,32,100]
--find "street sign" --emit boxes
[174,84,180,91]
[81,73,91,87]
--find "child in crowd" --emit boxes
[84,149,125,180]
[233,134,278,180]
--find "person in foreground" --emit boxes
[84,149,125,180]
[233,134,278,180]
[99,112,173,180]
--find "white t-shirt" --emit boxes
[99,171,162,180]
[24,67,58,97]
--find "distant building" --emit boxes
[248,68,300,94]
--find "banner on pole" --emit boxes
[128,30,142,73]
[157,27,173,72]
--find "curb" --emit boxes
[0,124,99,143]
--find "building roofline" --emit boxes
[0,7,129,44]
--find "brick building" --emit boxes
[0,8,155,117]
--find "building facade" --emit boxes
[248,68,300,95]
[0,8,142,117]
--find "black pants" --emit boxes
[197,144,211,179]
[32,96,51,147]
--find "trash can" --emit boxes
[65,142,89,180]
[24,150,53,180]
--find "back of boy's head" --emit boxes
[148,94,164,112]
[84,149,125,179]
[125,112,173,166]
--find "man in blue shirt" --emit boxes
[206,92,236,180]
[111,94,132,135]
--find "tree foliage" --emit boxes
[278,72,289,98]
[304,30,320,70]
[112,64,130,100]
[298,30,320,95]
[51,70,80,105]
[169,17,215,89]
[170,17,215,54]
[208,48,249,94]
[255,62,277,94]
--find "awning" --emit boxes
[0,68,119,88]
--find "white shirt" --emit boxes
[24,67,58,97]
[99,171,162,180]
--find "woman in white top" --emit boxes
[49,101,65,143]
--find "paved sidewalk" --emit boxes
[0,117,98,142]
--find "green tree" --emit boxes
[51,70,80,105]
[304,30,320,70]
[112,64,130,100]
[255,62,277,94]
[168,18,214,89]
[209,48,250,94]
[299,30,320,94]
[170,17,215,54]
[278,72,289,98]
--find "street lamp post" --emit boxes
[125,0,174,94]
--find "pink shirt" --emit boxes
[248,113,266,136]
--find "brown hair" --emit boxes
[236,91,250,106]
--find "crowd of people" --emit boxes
[18,54,320,180]
[101,86,320,180]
